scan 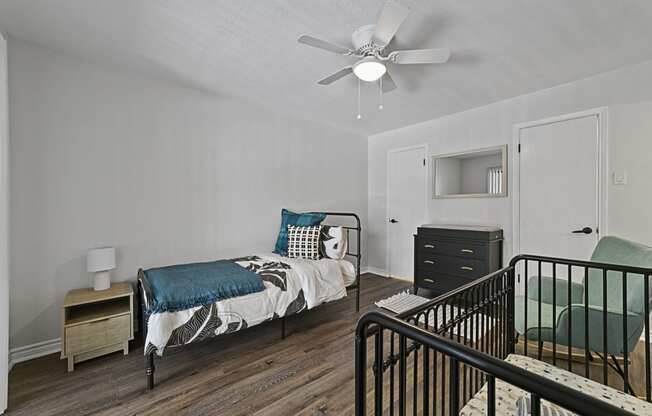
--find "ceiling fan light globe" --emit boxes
[353,58,386,82]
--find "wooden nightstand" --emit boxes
[60,282,134,372]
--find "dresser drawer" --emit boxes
[415,272,474,294]
[416,253,487,278]
[65,314,130,354]
[416,238,487,260]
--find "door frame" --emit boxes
[386,144,429,279]
[511,107,608,257]
[0,31,8,414]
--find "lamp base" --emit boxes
[94,271,111,291]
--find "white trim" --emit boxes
[512,107,609,258]
[8,339,61,372]
[385,144,428,278]
[362,266,389,277]
[0,33,8,414]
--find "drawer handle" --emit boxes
[460,249,474,254]
[424,244,435,249]
[424,278,435,283]
[424,260,435,264]
[461,266,474,271]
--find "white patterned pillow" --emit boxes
[287,225,322,260]
[319,226,348,260]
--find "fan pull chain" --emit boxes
[378,76,383,110]
[356,78,362,120]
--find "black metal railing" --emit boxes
[357,268,516,415]
[510,254,652,400]
[356,311,634,416]
[356,254,652,415]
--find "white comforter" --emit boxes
[144,253,349,355]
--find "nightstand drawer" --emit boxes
[65,314,130,354]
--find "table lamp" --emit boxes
[87,247,116,291]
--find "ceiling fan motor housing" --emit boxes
[352,24,378,54]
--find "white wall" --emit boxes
[8,40,368,350]
[368,58,652,273]
[0,31,9,414]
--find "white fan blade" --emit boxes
[373,1,410,47]
[380,71,397,92]
[390,48,451,64]
[318,67,354,85]
[298,35,352,55]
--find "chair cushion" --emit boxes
[514,295,566,342]
[587,236,652,314]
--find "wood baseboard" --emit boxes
[9,338,61,371]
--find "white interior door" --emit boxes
[0,33,8,414]
[387,146,427,280]
[516,111,603,282]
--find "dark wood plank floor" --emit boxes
[7,274,411,416]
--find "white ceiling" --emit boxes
[2,0,652,135]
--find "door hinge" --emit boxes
[517,143,521,153]
[423,158,426,166]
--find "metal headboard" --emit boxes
[318,212,362,311]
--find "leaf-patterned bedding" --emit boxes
[143,253,349,356]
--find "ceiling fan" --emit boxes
[297,0,451,93]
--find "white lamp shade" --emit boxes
[87,247,116,272]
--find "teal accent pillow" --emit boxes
[273,209,326,256]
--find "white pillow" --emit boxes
[287,225,321,260]
[320,226,348,260]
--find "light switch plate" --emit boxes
[613,171,627,185]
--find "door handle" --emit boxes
[424,260,435,264]
[424,244,435,249]
[389,218,399,223]
[461,266,474,271]
[572,227,593,235]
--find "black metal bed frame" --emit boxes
[137,211,362,391]
[355,254,652,416]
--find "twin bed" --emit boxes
[137,212,361,390]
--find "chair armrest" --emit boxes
[555,303,643,355]
[527,275,583,306]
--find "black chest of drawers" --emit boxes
[414,225,503,296]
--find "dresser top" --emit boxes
[420,224,502,232]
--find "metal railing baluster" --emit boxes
[646,274,651,402]
[449,358,459,415]
[538,261,542,360]
[602,269,608,385]
[568,264,572,372]
[584,266,590,378]
[375,328,383,416]
[399,334,406,416]
[622,272,629,395]
[525,260,529,357]
[552,262,557,366]
[487,375,496,416]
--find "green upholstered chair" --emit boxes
[515,236,652,357]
